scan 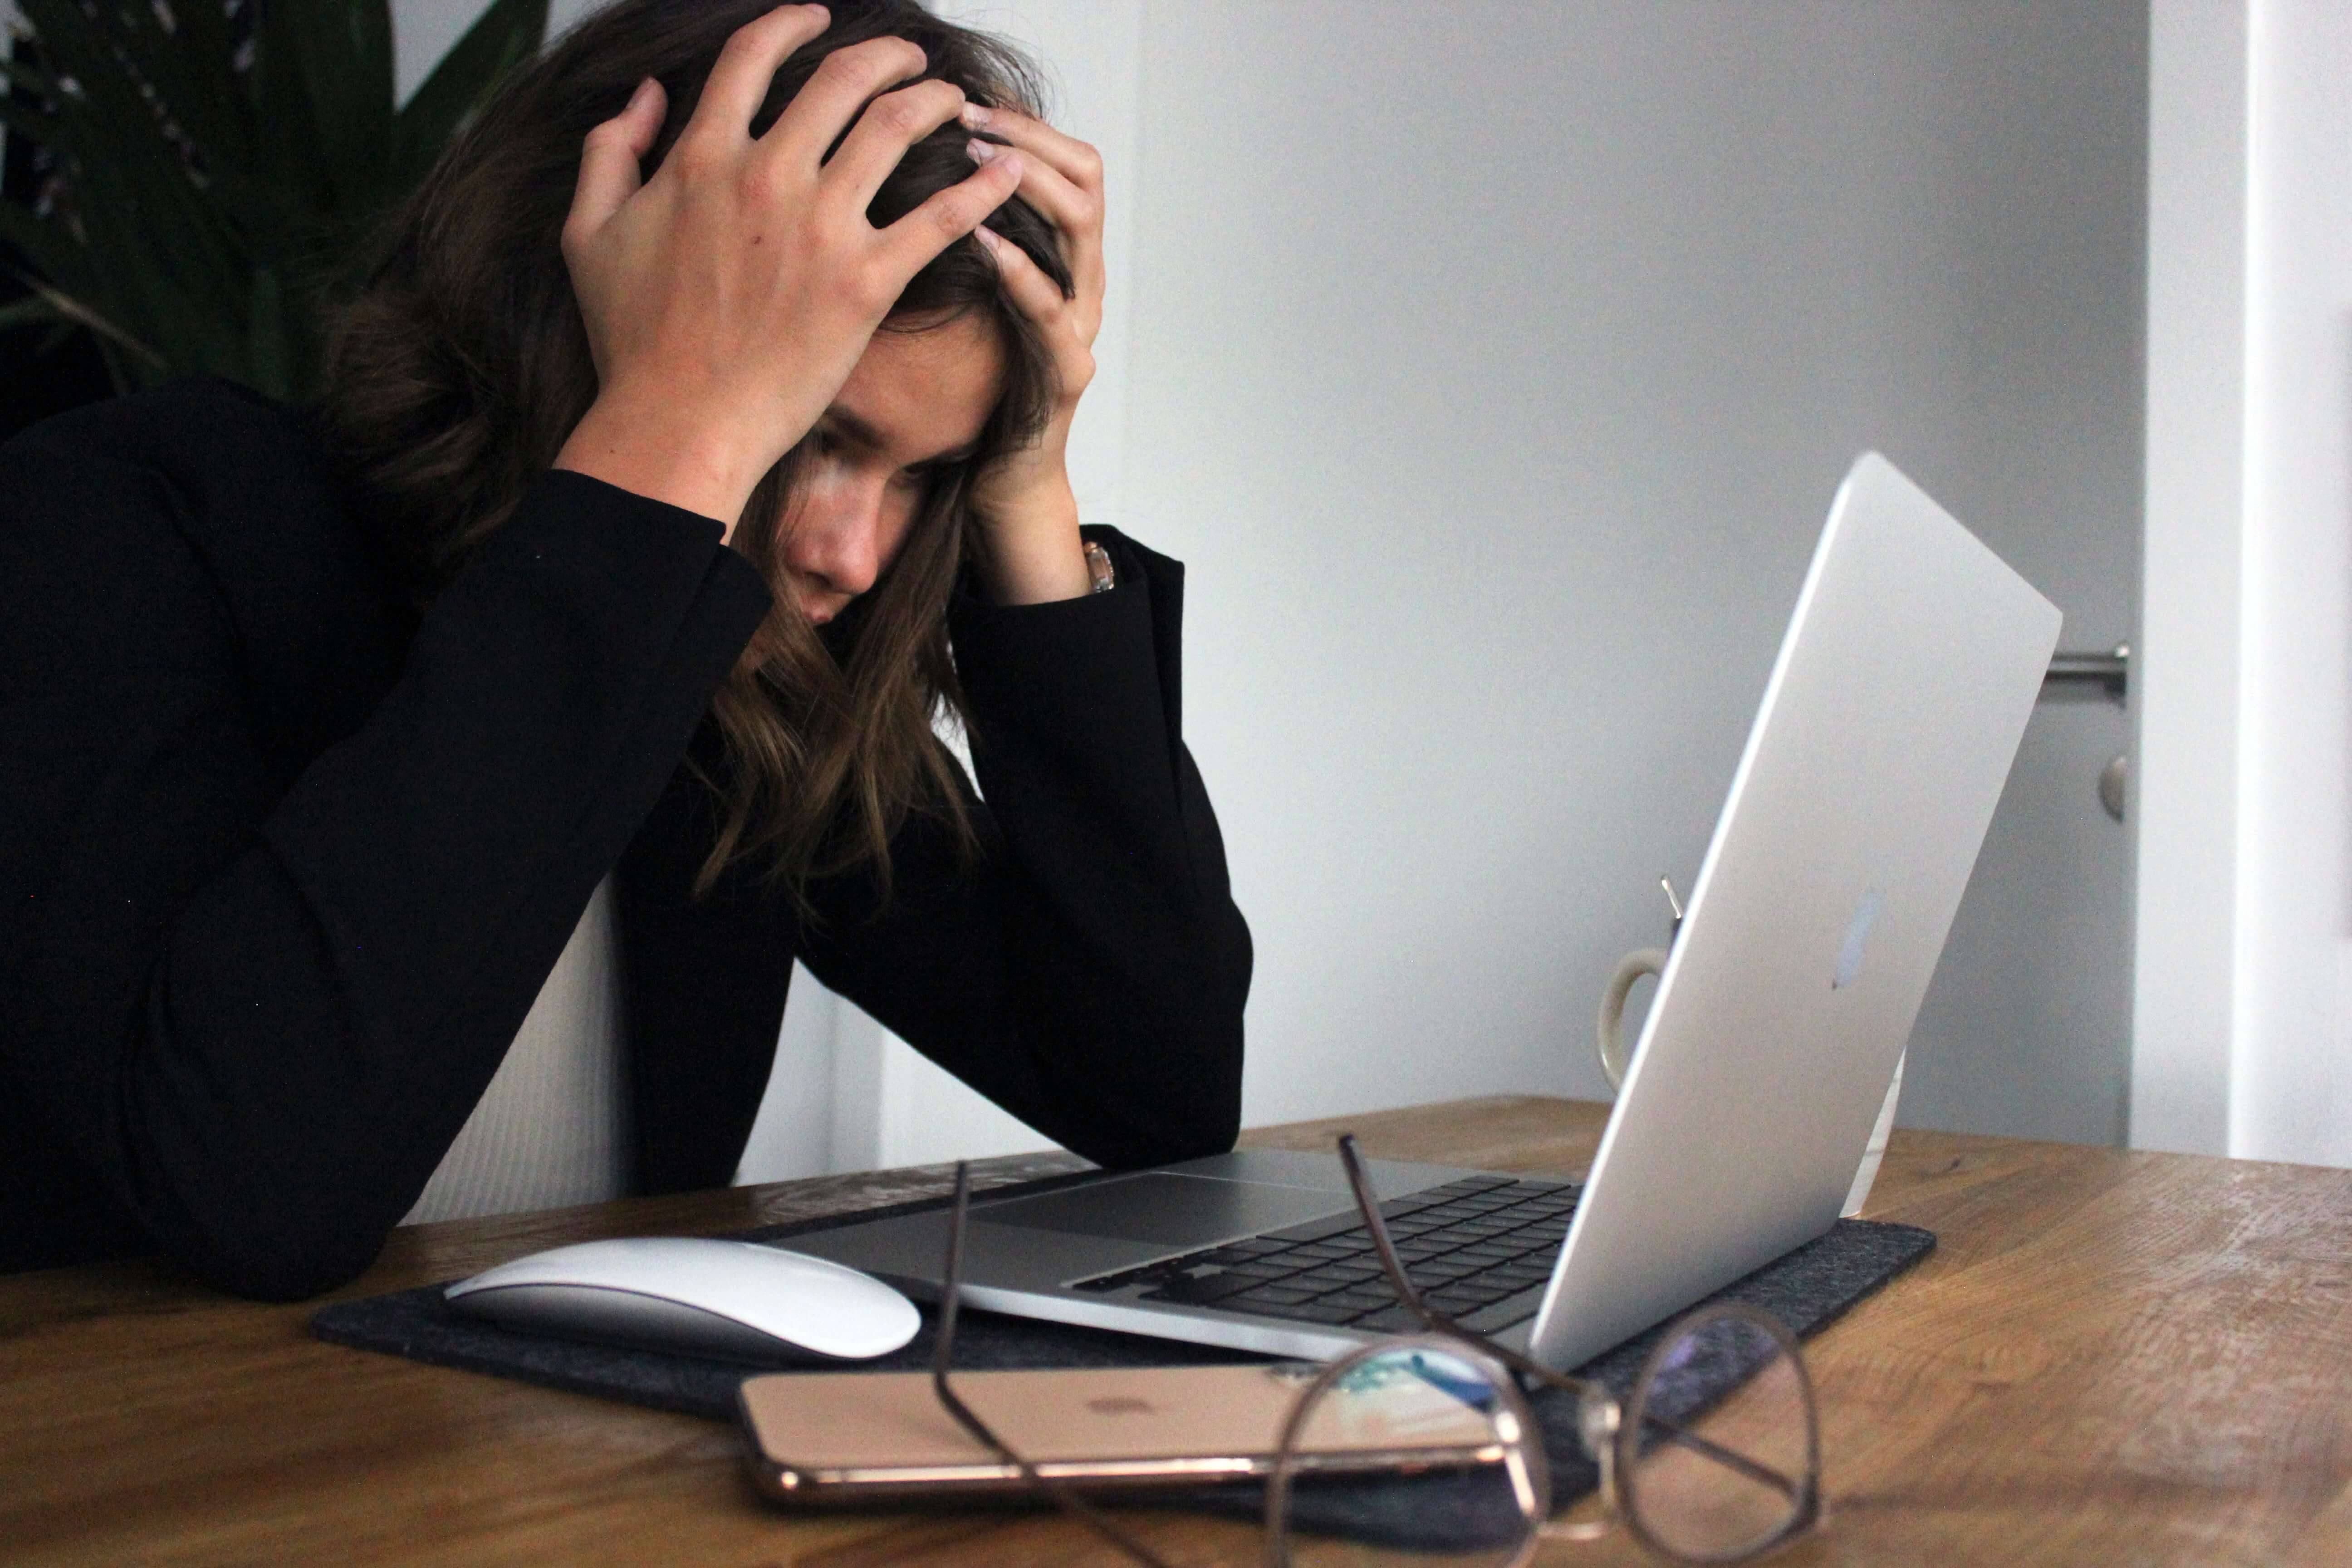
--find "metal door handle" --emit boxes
[2044,643,2129,701]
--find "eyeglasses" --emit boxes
[929,1138,1821,1566]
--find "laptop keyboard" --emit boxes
[1068,1173,1580,1334]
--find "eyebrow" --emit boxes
[817,408,982,471]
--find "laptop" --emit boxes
[796,452,2062,1372]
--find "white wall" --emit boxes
[1120,1,2146,1132]
[2133,0,2248,1156]
[2133,0,2352,1167]
[2232,0,2352,1165]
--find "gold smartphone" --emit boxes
[737,1362,1500,1503]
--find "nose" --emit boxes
[785,470,888,607]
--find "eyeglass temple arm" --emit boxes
[1334,1136,1799,1499]
[1336,1133,1560,1384]
[929,1163,1183,1568]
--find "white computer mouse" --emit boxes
[445,1237,921,1363]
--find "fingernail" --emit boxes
[965,137,996,166]
[997,151,1024,181]
[960,103,991,129]
[974,225,1003,251]
[628,76,657,110]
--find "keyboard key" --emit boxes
[1325,1289,1397,1313]
[1351,1304,1426,1332]
[1225,1284,1319,1308]
[1195,1246,1268,1266]
[1264,1213,1365,1245]
[1318,1264,1387,1286]
[1292,1268,1382,1293]
[1461,1289,1547,1335]
[1453,1193,1523,1213]
[1260,1300,1363,1326]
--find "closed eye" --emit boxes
[898,450,977,489]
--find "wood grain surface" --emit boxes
[5,1096,2350,1566]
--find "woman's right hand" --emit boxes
[552,5,1023,538]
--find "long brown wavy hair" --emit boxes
[320,0,1072,905]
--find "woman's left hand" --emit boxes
[960,103,1106,605]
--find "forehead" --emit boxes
[827,314,1005,461]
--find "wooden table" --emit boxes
[6,1096,2352,1565]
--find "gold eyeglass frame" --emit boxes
[925,1136,1822,1567]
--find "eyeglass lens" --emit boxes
[933,1152,1816,1568]
[1269,1338,1548,1568]
[1617,1308,1816,1563]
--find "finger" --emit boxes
[764,34,928,162]
[872,153,1023,285]
[975,224,1068,325]
[969,139,1100,308]
[687,5,832,147]
[823,79,970,211]
[966,136,1090,238]
[960,102,1101,191]
[565,76,666,245]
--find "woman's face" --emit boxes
[778,313,1004,626]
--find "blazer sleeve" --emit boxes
[0,428,770,1299]
[795,529,1253,1169]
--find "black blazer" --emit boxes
[0,380,1250,1299]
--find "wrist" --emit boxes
[553,395,774,538]
[973,471,1090,605]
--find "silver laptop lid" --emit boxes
[1526,452,2060,1370]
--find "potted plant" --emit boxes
[0,0,545,405]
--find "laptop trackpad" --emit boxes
[974,1173,1349,1249]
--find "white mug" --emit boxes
[1593,946,1905,1219]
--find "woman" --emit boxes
[0,0,1250,1298]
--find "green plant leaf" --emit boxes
[245,262,292,400]
[394,0,547,188]
[0,293,63,333]
[5,0,542,399]
[0,201,91,299]
[99,0,256,177]
[0,90,61,162]
[11,0,253,329]
[259,0,397,211]
[0,54,58,101]
[0,264,163,370]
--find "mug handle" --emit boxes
[1595,947,1669,1090]
[1592,945,1908,1216]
